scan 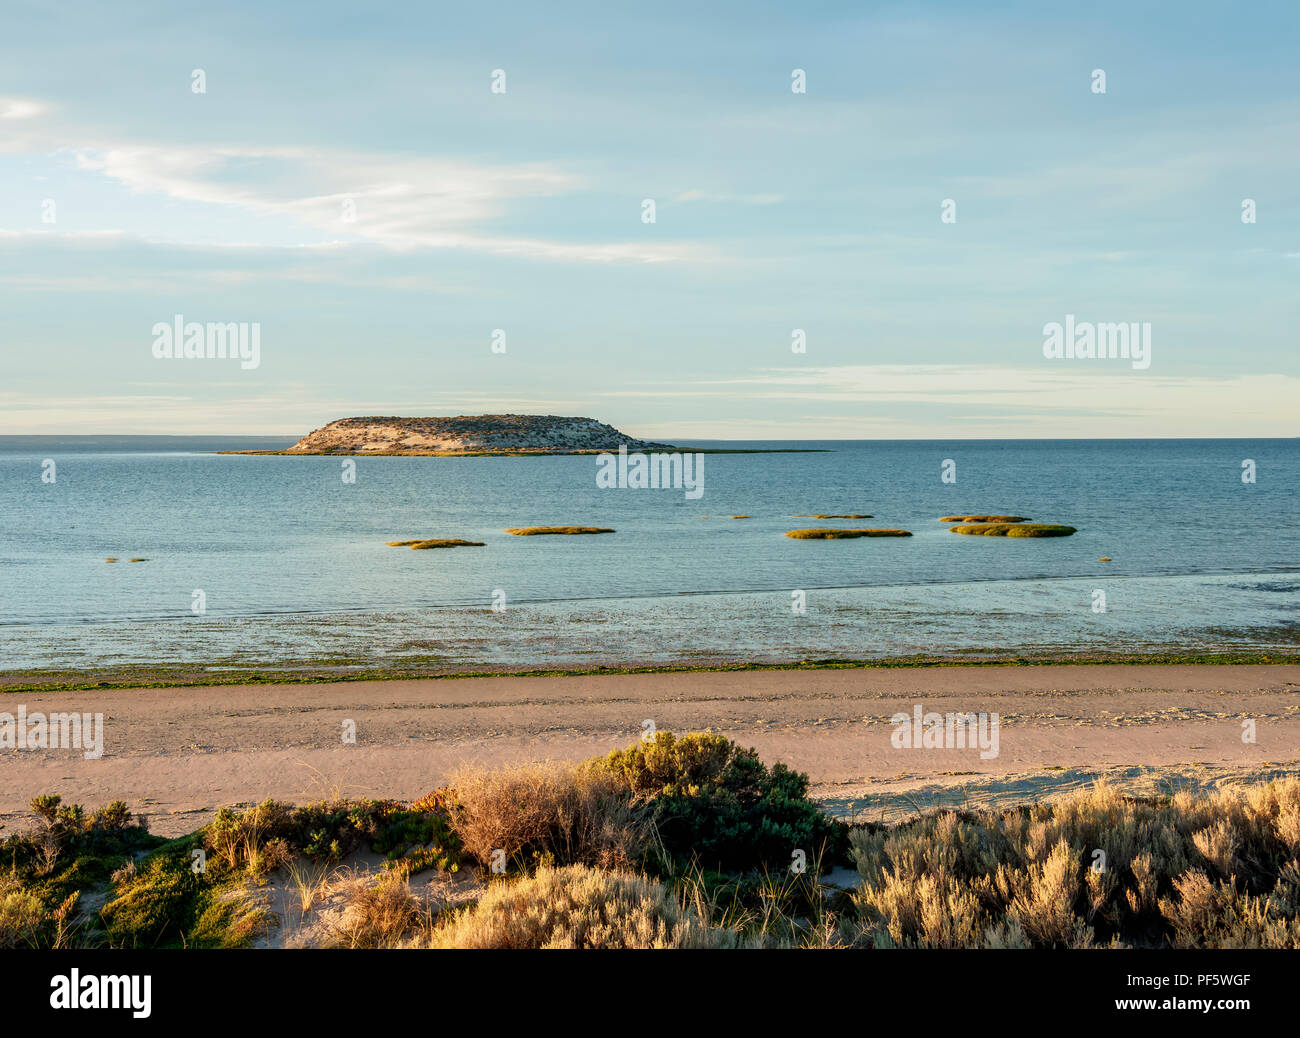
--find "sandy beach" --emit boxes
[1,663,1296,836]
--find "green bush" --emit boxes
[593,732,845,872]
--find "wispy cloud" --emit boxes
[0,97,48,119]
[68,142,707,262]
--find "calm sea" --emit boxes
[1,437,1296,671]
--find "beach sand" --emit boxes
[2,663,1298,836]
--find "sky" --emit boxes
[1,0,1297,439]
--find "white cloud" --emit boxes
[0,97,48,119]
[69,143,707,263]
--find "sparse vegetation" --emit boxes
[949,523,1076,537]
[7,753,1298,949]
[504,526,615,535]
[785,528,912,539]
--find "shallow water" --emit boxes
[1,437,1295,669]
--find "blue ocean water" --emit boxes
[0,437,1295,670]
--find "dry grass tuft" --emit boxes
[846,778,1300,948]
[321,871,421,948]
[424,865,738,948]
[449,762,653,871]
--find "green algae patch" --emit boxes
[785,528,912,539]
[939,515,1030,523]
[386,539,485,549]
[949,523,1076,537]
[505,526,615,536]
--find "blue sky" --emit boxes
[1,0,1297,437]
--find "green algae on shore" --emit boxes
[950,523,1076,537]
[785,528,912,539]
[505,526,615,536]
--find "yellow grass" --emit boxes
[423,866,738,949]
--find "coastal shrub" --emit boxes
[207,796,466,874]
[205,799,296,876]
[448,763,651,871]
[785,528,911,539]
[939,515,1029,523]
[948,523,1075,537]
[100,843,268,948]
[0,876,48,948]
[504,526,615,535]
[0,796,164,948]
[7,795,149,882]
[846,779,1300,948]
[425,865,740,949]
[592,732,846,872]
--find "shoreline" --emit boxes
[2,649,1297,694]
[3,661,1297,835]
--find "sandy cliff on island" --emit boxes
[283,414,676,455]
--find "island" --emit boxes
[218,414,829,456]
